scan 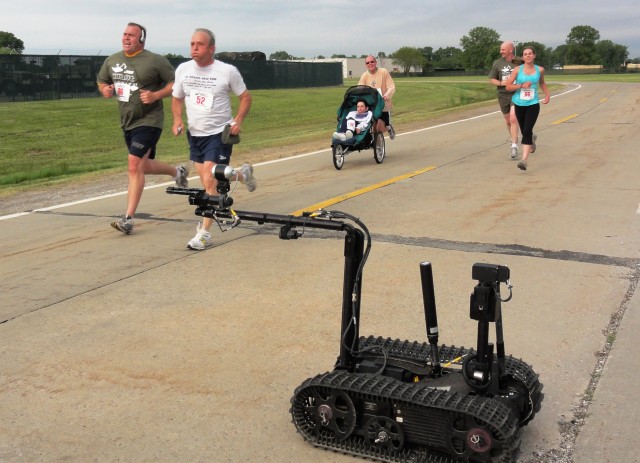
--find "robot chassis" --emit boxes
[167,165,543,463]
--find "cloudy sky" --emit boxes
[4,0,640,60]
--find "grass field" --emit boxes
[0,73,637,198]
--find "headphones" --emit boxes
[129,22,146,43]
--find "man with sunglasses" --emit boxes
[358,55,396,140]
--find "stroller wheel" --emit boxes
[373,132,385,164]
[332,144,345,170]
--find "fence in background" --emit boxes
[0,55,343,102]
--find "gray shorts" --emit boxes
[497,92,515,115]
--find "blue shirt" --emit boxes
[511,65,541,106]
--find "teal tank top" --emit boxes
[511,65,540,106]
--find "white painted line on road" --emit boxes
[0,84,582,222]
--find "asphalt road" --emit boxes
[1,81,639,463]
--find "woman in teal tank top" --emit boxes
[505,46,550,171]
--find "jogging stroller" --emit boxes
[331,85,386,170]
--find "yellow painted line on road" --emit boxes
[600,98,608,103]
[290,166,437,216]
[553,114,579,125]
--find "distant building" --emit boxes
[296,57,398,79]
[559,64,603,74]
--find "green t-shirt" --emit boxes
[97,50,175,130]
[488,57,518,94]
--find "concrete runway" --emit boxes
[1,81,639,462]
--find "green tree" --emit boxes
[459,27,500,70]
[0,31,24,54]
[391,46,426,76]
[551,44,569,67]
[520,41,551,68]
[431,47,464,69]
[566,25,600,64]
[165,53,186,59]
[596,40,628,71]
[269,51,292,60]
[419,46,433,71]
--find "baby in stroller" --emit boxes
[329,85,385,169]
[332,99,373,142]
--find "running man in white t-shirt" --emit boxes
[172,28,256,250]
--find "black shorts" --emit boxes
[379,111,391,126]
[123,126,162,159]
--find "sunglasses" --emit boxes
[365,61,375,64]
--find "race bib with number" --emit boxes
[114,82,131,102]
[519,87,536,101]
[189,91,213,110]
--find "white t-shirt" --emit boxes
[345,110,373,132]
[173,59,247,136]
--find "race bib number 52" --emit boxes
[189,91,213,110]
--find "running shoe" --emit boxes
[239,163,257,192]
[175,164,189,188]
[387,125,396,140]
[187,224,212,250]
[517,160,527,171]
[111,215,134,234]
[510,145,518,160]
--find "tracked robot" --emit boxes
[167,165,543,463]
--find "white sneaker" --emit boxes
[510,145,518,160]
[239,163,257,192]
[387,125,396,140]
[187,224,212,250]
